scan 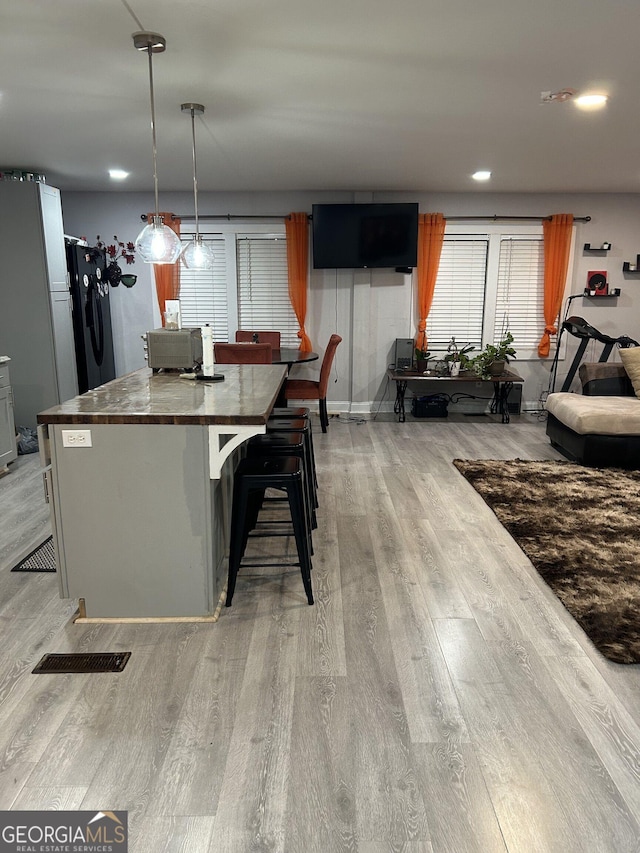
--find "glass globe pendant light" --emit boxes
[132,31,182,265]
[181,103,215,270]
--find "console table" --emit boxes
[387,368,524,424]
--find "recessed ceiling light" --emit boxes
[574,94,608,109]
[109,169,129,180]
[472,170,491,181]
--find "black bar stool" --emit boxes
[247,432,316,535]
[267,417,318,507]
[269,406,315,456]
[226,456,313,607]
[270,407,310,419]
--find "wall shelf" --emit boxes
[582,288,621,299]
[584,242,611,252]
[622,260,640,273]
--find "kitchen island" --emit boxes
[37,365,286,620]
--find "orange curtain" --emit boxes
[147,212,181,326]
[285,212,312,351]
[538,213,574,357]
[415,213,446,352]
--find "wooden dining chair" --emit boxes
[214,342,273,364]
[235,330,281,349]
[283,334,342,432]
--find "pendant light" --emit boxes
[181,103,215,270]
[132,31,182,265]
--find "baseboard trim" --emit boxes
[286,398,537,417]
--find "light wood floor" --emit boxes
[1,415,639,852]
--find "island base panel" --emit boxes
[47,423,234,618]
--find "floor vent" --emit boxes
[32,652,131,674]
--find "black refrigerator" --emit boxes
[65,241,116,394]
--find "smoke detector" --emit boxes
[540,88,577,104]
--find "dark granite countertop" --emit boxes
[37,366,287,426]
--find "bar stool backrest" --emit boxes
[235,330,281,349]
[214,342,273,364]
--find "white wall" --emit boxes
[62,189,640,413]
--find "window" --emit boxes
[177,224,298,346]
[236,235,299,347]
[495,238,544,352]
[177,237,228,341]
[425,238,488,349]
[423,224,573,359]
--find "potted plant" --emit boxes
[444,337,476,376]
[414,345,432,373]
[471,332,516,378]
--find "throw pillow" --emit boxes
[619,347,640,398]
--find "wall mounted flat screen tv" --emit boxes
[312,203,419,269]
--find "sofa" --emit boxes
[546,356,640,468]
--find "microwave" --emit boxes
[144,328,202,370]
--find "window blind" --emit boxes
[178,237,229,341]
[495,237,544,354]
[427,238,488,349]
[236,235,299,347]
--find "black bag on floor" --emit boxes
[16,426,39,454]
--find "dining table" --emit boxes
[271,348,319,369]
[270,348,318,405]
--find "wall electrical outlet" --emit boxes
[61,429,92,448]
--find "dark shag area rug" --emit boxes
[453,458,640,665]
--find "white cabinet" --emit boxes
[0,360,17,469]
[0,182,78,429]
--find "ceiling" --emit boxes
[2,0,640,195]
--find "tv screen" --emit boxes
[312,203,419,269]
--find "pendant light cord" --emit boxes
[132,31,182,264]
[190,109,200,240]
[179,103,212,269]
[146,45,160,220]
